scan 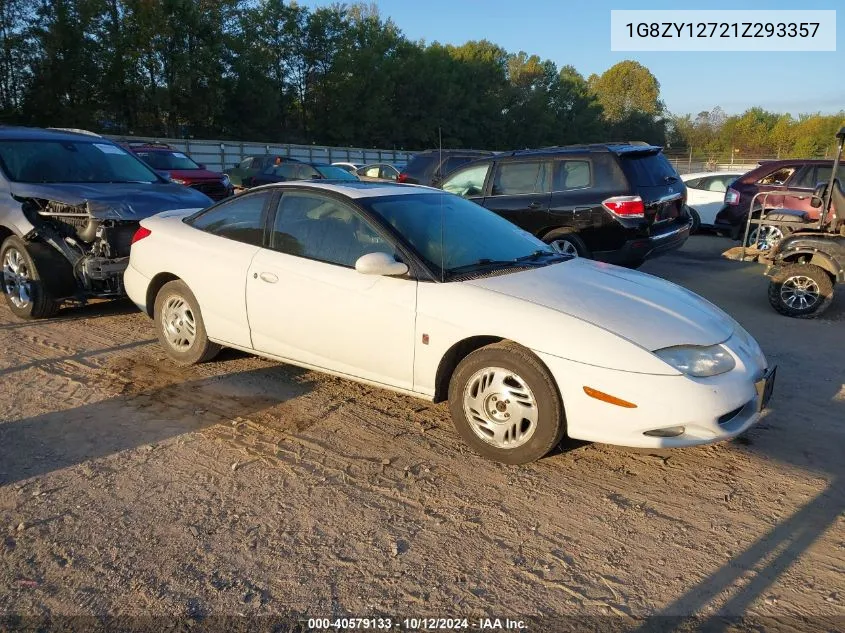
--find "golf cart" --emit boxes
[742,127,845,318]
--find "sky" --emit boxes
[297,0,843,117]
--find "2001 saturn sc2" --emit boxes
[124,181,775,464]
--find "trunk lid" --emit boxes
[618,150,686,226]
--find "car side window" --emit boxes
[552,160,591,191]
[441,163,490,197]
[188,192,270,246]
[238,157,253,170]
[758,167,794,186]
[296,164,320,180]
[363,166,380,177]
[491,161,548,196]
[380,166,397,180]
[685,178,702,189]
[270,193,395,268]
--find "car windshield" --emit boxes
[135,150,200,171]
[359,192,565,279]
[0,139,160,184]
[316,165,358,180]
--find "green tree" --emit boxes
[587,60,662,123]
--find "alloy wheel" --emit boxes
[462,366,539,449]
[2,247,32,309]
[748,225,784,251]
[549,239,579,257]
[780,275,820,311]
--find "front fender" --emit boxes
[773,247,844,283]
[413,280,679,396]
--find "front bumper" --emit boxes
[535,336,768,448]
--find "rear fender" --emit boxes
[774,248,844,283]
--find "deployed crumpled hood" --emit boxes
[10,182,212,220]
[466,259,734,351]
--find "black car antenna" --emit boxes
[439,126,445,283]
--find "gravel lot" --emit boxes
[1,235,843,631]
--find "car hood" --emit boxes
[465,259,734,351]
[9,182,212,220]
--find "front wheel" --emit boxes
[153,280,221,365]
[0,236,60,319]
[448,342,565,464]
[768,264,834,318]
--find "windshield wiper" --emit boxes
[446,251,564,275]
[513,249,563,262]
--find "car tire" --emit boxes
[688,207,701,234]
[0,236,61,319]
[447,342,566,465]
[767,264,834,318]
[746,225,792,251]
[153,279,221,365]
[543,230,589,259]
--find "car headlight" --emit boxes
[654,344,736,377]
[221,174,231,187]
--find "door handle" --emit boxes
[259,272,278,284]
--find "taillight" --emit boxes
[131,226,151,245]
[397,173,408,183]
[725,187,740,205]
[602,195,645,218]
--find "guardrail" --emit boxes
[103,135,416,173]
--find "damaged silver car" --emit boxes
[0,127,212,318]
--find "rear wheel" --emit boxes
[153,280,220,365]
[768,264,834,318]
[0,236,60,319]
[448,342,565,464]
[543,230,589,259]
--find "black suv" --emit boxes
[438,143,691,267]
[397,149,494,186]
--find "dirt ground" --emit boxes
[1,235,843,631]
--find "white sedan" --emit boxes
[682,171,745,231]
[124,182,774,464]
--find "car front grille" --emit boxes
[190,181,229,200]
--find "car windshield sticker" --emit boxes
[94,143,125,155]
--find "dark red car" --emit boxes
[124,142,234,201]
[715,159,845,238]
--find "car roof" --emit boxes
[0,125,112,143]
[506,142,662,159]
[251,180,437,199]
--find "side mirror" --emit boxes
[811,182,827,208]
[355,252,408,277]
[197,163,206,169]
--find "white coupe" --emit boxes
[124,182,774,464]
[682,171,745,231]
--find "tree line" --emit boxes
[0,0,841,155]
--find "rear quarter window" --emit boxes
[618,152,678,187]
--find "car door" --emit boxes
[245,190,417,390]
[181,191,273,348]
[482,159,552,233]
